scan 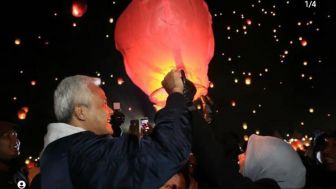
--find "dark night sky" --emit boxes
[0,0,335,157]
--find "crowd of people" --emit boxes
[1,70,335,189]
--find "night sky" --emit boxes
[0,0,335,158]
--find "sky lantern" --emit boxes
[244,135,249,141]
[290,140,305,151]
[117,77,124,85]
[22,106,29,113]
[300,39,308,47]
[242,122,248,130]
[231,100,236,107]
[14,38,21,46]
[246,19,252,25]
[245,77,252,85]
[72,0,87,18]
[31,80,36,86]
[17,106,29,120]
[115,0,214,107]
[18,109,27,120]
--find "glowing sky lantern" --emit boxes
[18,109,27,120]
[245,77,252,85]
[246,19,252,25]
[17,106,29,120]
[72,0,87,18]
[117,77,124,85]
[31,80,36,86]
[14,38,21,46]
[115,0,214,107]
[290,140,305,151]
[22,106,29,113]
[231,100,236,107]
[300,39,308,47]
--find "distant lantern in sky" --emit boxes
[301,40,308,46]
[117,77,124,85]
[245,77,252,85]
[72,0,87,18]
[14,38,21,46]
[231,100,236,107]
[115,0,214,108]
[298,37,308,46]
[309,107,314,113]
[31,80,36,86]
[209,82,214,88]
[22,107,29,113]
[246,19,252,25]
[244,135,249,141]
[242,122,248,130]
[17,109,27,120]
[290,140,305,151]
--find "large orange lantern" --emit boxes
[115,0,214,107]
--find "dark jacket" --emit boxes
[0,160,30,189]
[191,111,280,189]
[303,157,336,189]
[40,93,191,189]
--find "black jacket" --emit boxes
[40,93,191,189]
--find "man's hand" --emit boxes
[162,69,184,95]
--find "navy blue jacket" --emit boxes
[40,93,191,189]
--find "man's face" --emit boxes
[0,130,20,160]
[85,85,114,135]
[321,137,336,172]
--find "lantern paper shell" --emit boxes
[115,0,214,107]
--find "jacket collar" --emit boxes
[41,123,86,156]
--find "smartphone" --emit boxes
[140,117,149,129]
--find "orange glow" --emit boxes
[18,109,27,120]
[22,106,29,113]
[290,140,305,151]
[14,38,21,45]
[231,100,236,107]
[300,39,308,47]
[245,77,252,85]
[117,77,124,85]
[31,80,36,86]
[209,82,214,88]
[27,162,35,169]
[115,0,214,108]
[246,19,252,25]
[72,1,87,18]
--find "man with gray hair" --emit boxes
[40,70,192,189]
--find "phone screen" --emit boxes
[140,118,149,128]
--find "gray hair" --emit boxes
[54,75,101,122]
